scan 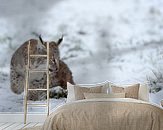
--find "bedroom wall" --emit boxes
[0,0,163,112]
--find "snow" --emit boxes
[0,0,163,112]
[150,89,163,105]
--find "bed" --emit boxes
[23,82,163,130]
[42,98,163,130]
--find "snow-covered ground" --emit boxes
[0,0,163,112]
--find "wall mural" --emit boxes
[0,0,163,112]
[10,36,74,100]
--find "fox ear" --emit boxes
[57,35,63,45]
[39,35,44,44]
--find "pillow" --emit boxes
[78,81,111,94]
[67,82,103,102]
[139,84,149,102]
[111,84,140,99]
[101,82,111,93]
[84,93,125,99]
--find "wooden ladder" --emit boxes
[24,40,50,124]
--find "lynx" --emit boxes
[10,36,75,100]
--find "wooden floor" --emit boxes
[0,122,43,130]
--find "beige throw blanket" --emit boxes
[24,98,163,130]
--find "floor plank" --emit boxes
[0,123,14,130]
[13,123,29,130]
[23,123,38,129]
[35,123,43,127]
[0,122,43,130]
[0,123,6,127]
[4,123,21,130]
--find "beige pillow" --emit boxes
[111,84,140,99]
[78,81,111,93]
[84,93,125,99]
[67,82,102,102]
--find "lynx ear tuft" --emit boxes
[57,35,63,45]
[39,35,44,44]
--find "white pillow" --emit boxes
[67,82,76,103]
[139,84,149,102]
[67,81,110,103]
